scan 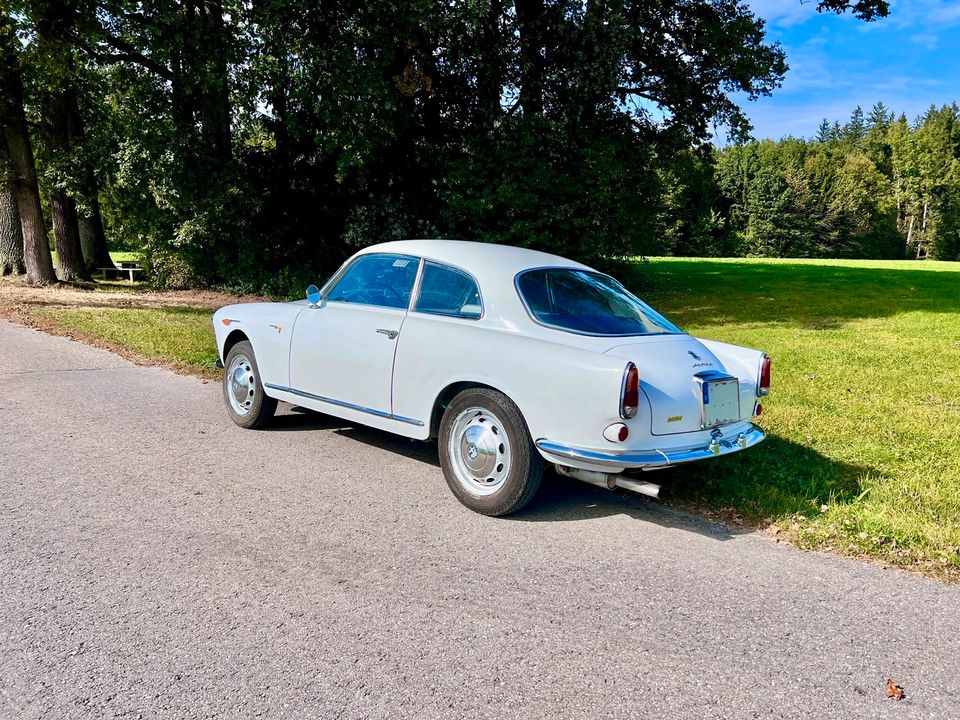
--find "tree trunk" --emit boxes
[66,93,113,271]
[0,22,57,285]
[199,0,231,164]
[34,0,90,282]
[476,0,505,129]
[50,191,88,279]
[43,89,90,282]
[0,181,26,275]
[78,205,112,271]
[917,198,929,259]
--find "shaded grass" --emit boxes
[20,256,960,579]
[627,258,960,579]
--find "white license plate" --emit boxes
[701,377,740,428]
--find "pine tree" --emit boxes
[816,118,833,143]
[844,106,867,143]
[867,101,892,131]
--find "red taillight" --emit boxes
[758,354,771,396]
[621,363,639,419]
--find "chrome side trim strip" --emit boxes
[535,424,765,469]
[264,383,425,427]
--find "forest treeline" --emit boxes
[704,103,960,262]
[4,0,940,294]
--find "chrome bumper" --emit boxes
[536,424,765,470]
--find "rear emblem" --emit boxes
[688,349,713,368]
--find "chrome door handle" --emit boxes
[376,329,399,340]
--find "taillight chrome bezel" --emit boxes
[620,362,639,419]
[757,354,771,397]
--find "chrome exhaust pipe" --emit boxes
[555,465,660,499]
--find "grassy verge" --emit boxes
[630,257,960,580]
[9,257,960,580]
[26,306,218,373]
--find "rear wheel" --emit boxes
[439,388,544,516]
[222,340,277,429]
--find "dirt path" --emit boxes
[0,276,265,314]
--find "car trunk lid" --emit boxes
[603,335,740,435]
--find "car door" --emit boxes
[288,253,421,421]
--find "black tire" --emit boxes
[438,387,544,516]
[222,340,277,429]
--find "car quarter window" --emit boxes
[414,262,482,319]
[326,254,419,310]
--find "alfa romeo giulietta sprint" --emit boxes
[213,240,770,515]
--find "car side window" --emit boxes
[414,262,482,319]
[326,254,419,310]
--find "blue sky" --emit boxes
[736,0,960,140]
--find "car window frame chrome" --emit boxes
[513,266,685,338]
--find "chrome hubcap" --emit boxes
[447,407,511,496]
[226,354,256,416]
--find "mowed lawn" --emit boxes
[633,258,960,579]
[21,257,960,579]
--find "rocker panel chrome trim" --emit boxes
[263,383,425,426]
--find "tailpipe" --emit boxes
[555,465,660,499]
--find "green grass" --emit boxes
[50,251,142,266]
[109,251,142,263]
[24,257,960,578]
[626,257,960,578]
[29,306,217,371]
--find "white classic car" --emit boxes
[213,240,770,515]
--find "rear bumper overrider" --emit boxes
[536,423,765,470]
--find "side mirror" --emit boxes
[306,284,321,307]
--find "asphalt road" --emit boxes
[1,319,958,720]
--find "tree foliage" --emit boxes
[713,104,960,261]
[0,0,916,290]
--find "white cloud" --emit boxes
[751,0,960,32]
[886,0,960,28]
[748,0,821,29]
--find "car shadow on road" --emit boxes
[267,406,739,539]
[266,407,868,543]
[268,405,442,467]
[511,470,740,541]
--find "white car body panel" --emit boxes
[213,239,769,474]
[288,302,409,424]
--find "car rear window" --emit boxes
[516,268,682,336]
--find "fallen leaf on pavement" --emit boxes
[885,679,905,701]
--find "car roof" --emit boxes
[355,239,592,280]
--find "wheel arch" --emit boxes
[222,329,250,361]
[429,381,513,439]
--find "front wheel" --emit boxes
[222,340,277,429]
[438,388,544,516]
